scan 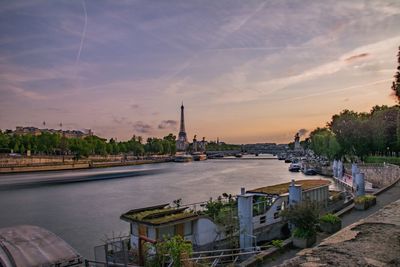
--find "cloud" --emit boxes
[131,104,140,109]
[158,120,178,130]
[112,116,128,124]
[345,53,369,62]
[132,121,152,134]
[2,85,47,100]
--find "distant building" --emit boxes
[176,103,189,151]
[14,126,41,136]
[13,126,93,139]
[192,135,207,153]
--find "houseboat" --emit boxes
[120,179,333,263]
[192,152,207,161]
[174,154,193,162]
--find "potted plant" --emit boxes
[281,200,320,248]
[354,195,377,210]
[319,213,341,234]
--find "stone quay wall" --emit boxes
[344,163,400,188]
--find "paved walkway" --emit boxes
[263,180,400,267]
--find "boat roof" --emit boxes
[121,203,200,226]
[0,225,82,267]
[247,179,331,195]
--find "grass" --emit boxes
[123,208,198,225]
[249,179,331,195]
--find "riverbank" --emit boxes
[0,156,173,174]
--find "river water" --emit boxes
[0,155,331,259]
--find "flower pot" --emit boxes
[355,198,376,210]
[354,202,369,210]
[292,234,316,248]
[320,221,341,234]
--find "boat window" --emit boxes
[259,216,266,224]
[184,221,192,236]
[147,227,156,239]
[252,195,272,216]
[131,223,138,236]
[158,226,174,239]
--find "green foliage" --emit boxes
[308,105,400,159]
[203,194,236,224]
[365,156,400,166]
[354,195,376,204]
[292,228,315,239]
[145,135,176,155]
[309,127,342,160]
[146,235,192,267]
[391,46,400,103]
[319,213,341,224]
[281,200,320,238]
[0,131,177,157]
[206,141,241,151]
[271,239,284,249]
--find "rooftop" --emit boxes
[121,204,199,226]
[248,179,331,195]
[0,225,82,267]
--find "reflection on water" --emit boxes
[0,157,333,259]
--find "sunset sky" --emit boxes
[0,0,399,144]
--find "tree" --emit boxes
[13,142,19,153]
[20,144,26,155]
[329,110,371,159]
[391,46,400,102]
[309,128,342,160]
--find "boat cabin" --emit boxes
[121,179,332,258]
[120,203,221,251]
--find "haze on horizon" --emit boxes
[0,0,399,144]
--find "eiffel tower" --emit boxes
[176,102,189,151]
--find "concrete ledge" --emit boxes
[278,199,400,266]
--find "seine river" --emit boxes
[0,155,331,259]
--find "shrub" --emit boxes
[281,200,320,238]
[146,235,192,267]
[354,195,376,204]
[320,213,341,224]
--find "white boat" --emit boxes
[289,163,301,172]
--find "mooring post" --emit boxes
[237,187,253,255]
[355,173,365,196]
[351,163,359,190]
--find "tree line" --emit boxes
[307,105,400,160]
[0,131,177,158]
